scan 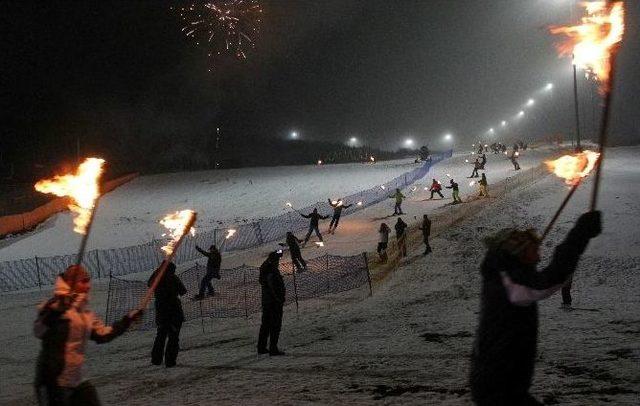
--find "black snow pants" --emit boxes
[394,202,403,215]
[329,215,341,230]
[258,303,283,351]
[36,381,101,406]
[198,271,216,296]
[152,322,182,367]
[304,225,323,242]
[291,250,307,272]
[430,190,444,199]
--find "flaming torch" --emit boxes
[550,1,625,211]
[141,210,197,309]
[541,150,600,240]
[34,157,105,264]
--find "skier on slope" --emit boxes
[429,179,444,199]
[327,198,353,234]
[34,265,142,405]
[470,211,601,406]
[395,217,408,258]
[446,179,462,204]
[480,153,487,170]
[389,188,406,215]
[510,151,521,171]
[148,261,186,368]
[377,223,391,263]
[478,173,489,198]
[279,232,307,273]
[418,214,432,255]
[257,251,286,356]
[301,208,329,246]
[469,158,481,178]
[193,244,221,300]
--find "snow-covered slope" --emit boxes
[2,146,638,405]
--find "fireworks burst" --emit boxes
[175,0,263,71]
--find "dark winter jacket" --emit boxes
[395,220,407,238]
[148,263,187,325]
[196,246,221,278]
[328,199,353,217]
[284,233,303,256]
[470,221,596,403]
[34,277,133,388]
[419,218,432,239]
[301,211,329,227]
[446,182,459,192]
[259,257,286,306]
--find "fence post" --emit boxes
[291,267,299,315]
[243,268,249,320]
[95,250,102,279]
[213,229,218,248]
[254,222,264,245]
[199,300,205,333]
[35,256,42,290]
[363,252,372,297]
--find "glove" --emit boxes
[574,211,602,239]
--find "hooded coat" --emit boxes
[34,277,132,388]
[259,253,286,306]
[147,263,187,325]
[196,246,221,279]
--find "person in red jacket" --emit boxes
[429,179,444,199]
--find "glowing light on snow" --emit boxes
[225,228,237,239]
[315,242,324,247]
[380,185,386,190]
[370,156,375,162]
[35,157,105,234]
[545,150,600,186]
[357,201,363,206]
[317,160,323,165]
[469,181,476,186]
[285,202,293,208]
[160,210,196,255]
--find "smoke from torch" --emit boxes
[160,210,196,256]
[35,158,105,235]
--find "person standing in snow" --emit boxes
[327,198,353,234]
[469,158,481,178]
[478,173,489,198]
[301,208,329,246]
[390,188,406,215]
[480,153,487,170]
[446,179,462,204]
[418,214,432,255]
[470,211,601,406]
[510,152,521,171]
[395,217,408,258]
[34,265,142,405]
[279,232,307,273]
[377,223,391,263]
[429,179,444,199]
[193,244,221,300]
[148,261,186,368]
[258,251,286,356]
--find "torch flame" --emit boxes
[34,157,105,234]
[159,210,196,255]
[285,202,293,208]
[315,241,324,247]
[545,150,600,186]
[550,1,625,92]
[225,229,237,239]
[357,201,363,206]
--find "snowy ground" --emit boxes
[1,146,638,405]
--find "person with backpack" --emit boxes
[389,188,406,215]
[34,265,142,405]
[377,223,391,263]
[193,244,221,300]
[148,261,187,368]
[429,179,444,199]
[446,179,462,204]
[395,217,408,258]
[301,208,329,246]
[327,198,353,234]
[258,251,286,356]
[418,214,432,255]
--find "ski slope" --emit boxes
[1,149,547,261]
[0,146,638,405]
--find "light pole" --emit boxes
[569,0,582,151]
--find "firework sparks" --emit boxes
[550,1,625,92]
[545,150,600,186]
[160,210,196,255]
[175,0,263,71]
[35,158,105,234]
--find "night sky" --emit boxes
[2,1,638,172]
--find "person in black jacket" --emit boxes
[480,153,487,170]
[301,208,329,246]
[148,261,186,367]
[193,244,221,300]
[470,211,601,405]
[395,217,408,258]
[446,179,462,203]
[279,232,307,273]
[418,214,432,255]
[258,251,286,356]
[327,198,353,234]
